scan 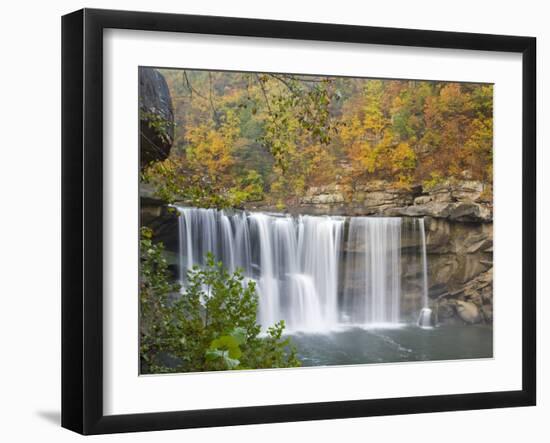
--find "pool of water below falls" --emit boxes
[288,324,493,367]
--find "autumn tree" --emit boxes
[142,69,492,209]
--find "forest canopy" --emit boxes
[142,69,493,209]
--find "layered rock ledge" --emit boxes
[297,180,492,222]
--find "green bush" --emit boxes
[139,227,300,373]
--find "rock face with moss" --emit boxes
[139,68,174,169]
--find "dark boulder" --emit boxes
[139,68,174,168]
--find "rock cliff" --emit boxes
[298,180,492,222]
[139,68,174,169]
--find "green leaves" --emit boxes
[204,327,250,369]
[257,76,335,173]
[230,327,247,345]
[140,237,300,374]
[204,350,240,369]
[139,109,174,144]
[210,335,242,359]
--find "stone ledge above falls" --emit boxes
[386,201,492,223]
[297,180,492,222]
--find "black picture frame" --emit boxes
[62,8,536,435]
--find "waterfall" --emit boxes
[298,216,344,328]
[219,212,236,272]
[250,213,282,329]
[418,218,429,308]
[176,206,238,282]
[233,212,252,276]
[247,213,344,331]
[177,212,188,286]
[342,218,402,325]
[175,206,429,332]
[417,218,433,327]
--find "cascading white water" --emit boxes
[248,213,344,332]
[417,218,433,327]
[250,213,281,329]
[342,218,402,325]
[219,212,236,272]
[299,216,344,328]
[177,212,189,286]
[286,274,324,331]
[176,206,429,332]
[177,207,217,282]
[233,212,252,276]
[419,218,429,309]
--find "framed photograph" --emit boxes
[62,8,536,435]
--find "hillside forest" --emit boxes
[142,68,493,210]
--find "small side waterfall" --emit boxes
[175,206,429,332]
[417,218,433,328]
[419,218,429,309]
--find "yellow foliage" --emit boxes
[152,70,493,208]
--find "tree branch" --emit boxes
[182,70,208,101]
[255,74,272,114]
